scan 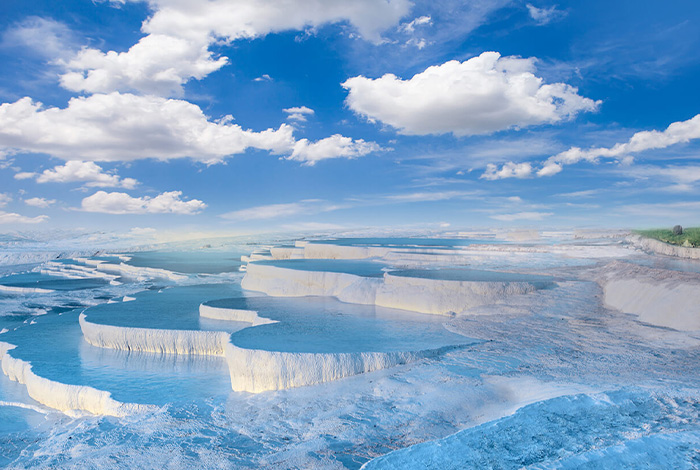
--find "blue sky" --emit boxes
[0,0,699,237]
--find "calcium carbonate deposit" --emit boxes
[0,232,698,469]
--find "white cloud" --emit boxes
[0,93,376,165]
[399,15,431,48]
[34,161,138,188]
[128,227,158,237]
[288,134,382,165]
[60,0,411,95]
[283,106,315,122]
[0,211,48,224]
[0,193,11,207]
[488,114,700,179]
[14,172,36,180]
[490,211,553,221]
[2,17,77,60]
[492,114,700,179]
[0,93,295,164]
[280,222,346,232]
[556,189,599,198]
[221,199,340,221]
[60,34,226,96]
[399,15,432,33]
[540,114,700,175]
[342,52,600,136]
[254,74,273,82]
[24,197,56,208]
[81,190,206,215]
[625,164,700,192]
[616,201,700,220]
[537,161,563,176]
[481,162,533,180]
[139,0,411,44]
[385,190,476,202]
[526,4,567,25]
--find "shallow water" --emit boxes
[215,296,472,353]
[626,254,700,274]
[389,268,554,282]
[252,259,388,277]
[307,237,501,247]
[84,283,245,330]
[0,237,698,469]
[126,250,245,274]
[0,272,111,291]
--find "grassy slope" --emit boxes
[635,228,700,247]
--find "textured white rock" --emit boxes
[242,263,545,316]
[225,342,462,393]
[375,273,539,316]
[0,284,54,294]
[241,263,382,304]
[199,304,277,326]
[599,261,700,331]
[80,314,229,356]
[75,258,187,281]
[0,341,153,417]
[629,235,700,260]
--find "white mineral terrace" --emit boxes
[77,305,464,395]
[2,235,698,419]
[241,263,549,316]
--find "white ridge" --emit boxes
[0,341,153,417]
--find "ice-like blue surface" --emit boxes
[308,237,500,247]
[125,250,244,274]
[210,296,472,353]
[83,283,245,330]
[0,272,110,291]
[363,389,700,469]
[626,255,700,274]
[389,268,554,283]
[0,237,699,469]
[1,310,232,406]
[252,259,389,277]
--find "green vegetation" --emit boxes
[636,227,700,247]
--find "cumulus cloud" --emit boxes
[60,0,411,95]
[540,113,700,175]
[81,190,206,215]
[481,162,533,180]
[0,211,48,224]
[0,193,11,207]
[490,211,553,221]
[60,34,227,96]
[288,134,383,165]
[220,199,340,221]
[24,197,56,208]
[0,93,295,164]
[32,161,138,188]
[283,106,315,122]
[526,4,567,25]
[342,52,600,136]
[0,93,376,165]
[484,114,700,179]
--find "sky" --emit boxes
[0,0,699,237]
